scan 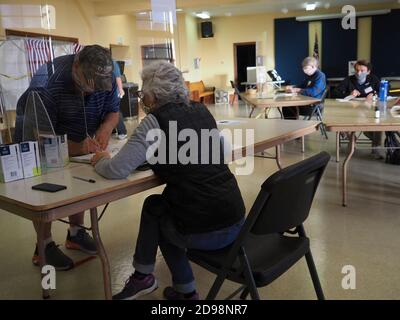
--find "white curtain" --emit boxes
[0,38,83,111]
[0,39,30,111]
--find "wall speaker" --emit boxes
[201,21,213,38]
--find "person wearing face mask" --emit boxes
[283,56,326,120]
[334,60,383,157]
[334,60,380,99]
[14,45,120,270]
[91,61,245,300]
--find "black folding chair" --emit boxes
[303,89,329,139]
[187,151,330,300]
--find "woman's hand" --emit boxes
[91,151,111,166]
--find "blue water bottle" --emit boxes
[379,80,389,101]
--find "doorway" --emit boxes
[234,42,256,92]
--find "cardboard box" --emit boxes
[0,143,24,183]
[20,141,42,178]
[41,134,69,168]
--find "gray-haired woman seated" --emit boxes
[91,61,245,300]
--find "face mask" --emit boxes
[356,72,368,84]
[140,101,151,114]
[303,66,315,76]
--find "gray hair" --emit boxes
[302,56,319,68]
[141,61,189,109]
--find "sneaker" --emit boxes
[113,274,158,300]
[163,287,199,300]
[65,229,98,255]
[32,241,74,271]
[118,134,128,140]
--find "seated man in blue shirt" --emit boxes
[283,57,326,119]
[15,45,120,270]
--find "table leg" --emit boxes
[301,136,305,153]
[264,107,271,119]
[249,106,255,118]
[342,132,356,207]
[37,221,50,299]
[276,145,282,170]
[90,207,112,300]
[278,107,283,119]
[336,132,340,163]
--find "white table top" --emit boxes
[0,118,319,212]
[324,98,400,131]
[240,92,320,108]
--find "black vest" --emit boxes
[150,101,245,234]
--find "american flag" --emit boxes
[24,38,54,78]
[313,32,319,61]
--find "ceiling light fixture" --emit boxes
[195,11,210,19]
[296,9,390,21]
[305,3,317,11]
[282,8,289,14]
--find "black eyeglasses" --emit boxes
[136,90,144,99]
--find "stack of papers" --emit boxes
[390,106,400,118]
[336,95,398,103]
[70,138,127,163]
[336,95,359,102]
[275,93,296,97]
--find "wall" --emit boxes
[193,2,400,88]
[0,0,92,43]
[91,14,138,83]
[2,1,400,88]
[0,0,141,82]
[178,13,201,82]
[357,17,372,61]
[196,13,276,89]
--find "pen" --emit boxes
[73,176,96,183]
[87,134,104,152]
[33,143,39,171]
[15,145,21,170]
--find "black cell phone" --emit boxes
[32,183,67,193]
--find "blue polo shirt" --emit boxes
[298,69,326,99]
[15,54,120,143]
[113,60,121,78]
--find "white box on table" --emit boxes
[20,141,42,178]
[0,143,24,183]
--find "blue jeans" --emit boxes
[115,112,127,135]
[133,194,244,294]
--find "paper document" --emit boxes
[390,106,400,118]
[275,93,296,97]
[336,95,356,102]
[70,138,127,163]
[217,120,245,125]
